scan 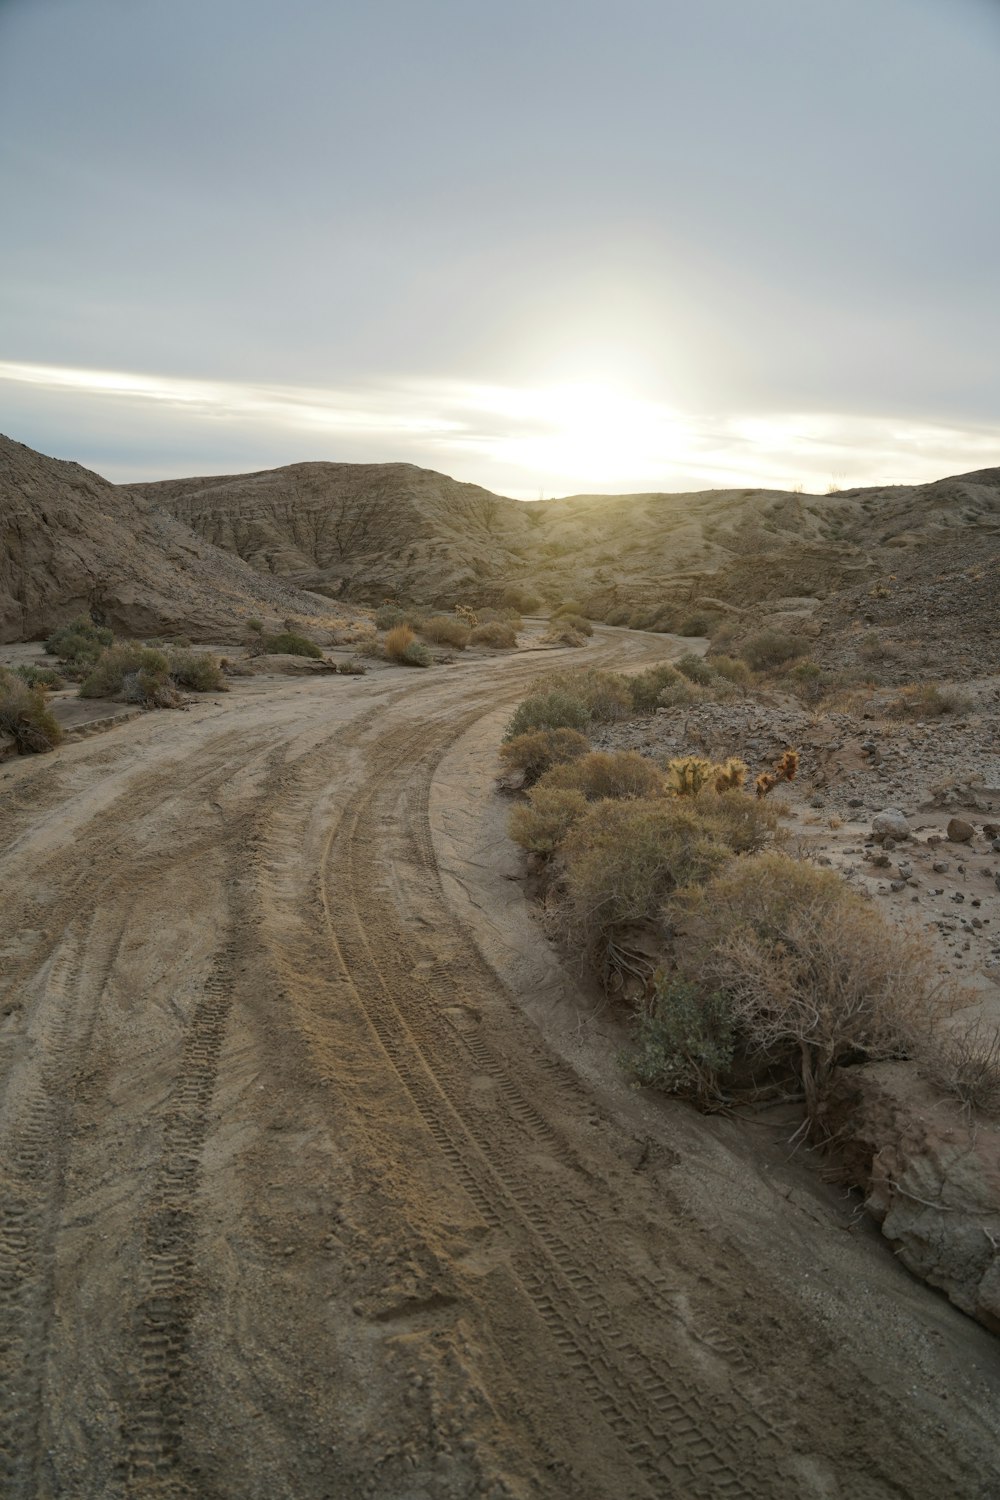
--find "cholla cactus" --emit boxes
[755,747,799,798]
[666,755,716,797]
[455,603,478,628]
[712,757,748,792]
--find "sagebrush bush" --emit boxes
[504,689,591,740]
[374,603,415,631]
[534,668,633,723]
[167,649,227,692]
[707,653,751,686]
[80,644,170,699]
[420,614,471,649]
[44,617,113,665]
[501,585,542,613]
[626,976,735,1103]
[885,682,972,719]
[0,668,63,752]
[552,600,586,620]
[555,613,593,637]
[498,727,590,784]
[509,787,589,855]
[678,851,960,1127]
[536,750,666,802]
[740,631,807,671]
[920,1021,1000,1116]
[626,663,687,713]
[470,621,517,648]
[674,652,715,686]
[262,631,323,658]
[541,624,587,648]
[695,787,780,853]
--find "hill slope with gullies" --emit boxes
[135,457,1000,674]
[0,435,337,642]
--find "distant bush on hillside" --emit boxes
[885,682,972,718]
[500,585,542,614]
[739,630,807,671]
[0,667,63,753]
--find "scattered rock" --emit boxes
[872,809,910,843]
[947,817,975,844]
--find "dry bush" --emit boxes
[375,603,424,631]
[920,1021,1000,1116]
[559,798,733,979]
[470,620,517,648]
[541,624,587,648]
[740,631,807,671]
[15,664,65,689]
[885,682,972,719]
[678,852,960,1127]
[555,613,593,637]
[675,652,715,685]
[498,727,590,785]
[505,689,591,740]
[337,659,367,675]
[420,614,471,649]
[535,668,633,723]
[167,649,227,692]
[537,750,666,802]
[706,653,751,686]
[509,787,589,855]
[552,600,586,619]
[696,787,781,853]
[626,663,687,713]
[0,668,63,752]
[501,585,542,613]
[383,624,417,661]
[80,644,171,699]
[44,617,113,666]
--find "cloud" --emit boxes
[1,359,997,498]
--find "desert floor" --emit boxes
[1,627,998,1500]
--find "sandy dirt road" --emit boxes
[1,632,998,1500]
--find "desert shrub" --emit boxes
[552,600,586,620]
[541,624,587,648]
[504,690,591,739]
[740,631,807,671]
[679,852,959,1126]
[171,635,192,649]
[535,668,633,723]
[559,798,733,974]
[0,668,63,752]
[167,649,226,692]
[695,787,780,853]
[656,676,703,710]
[44,617,113,665]
[555,613,593,637]
[706,654,751,686]
[537,750,666,803]
[470,621,517,648]
[261,631,323,659]
[885,683,971,719]
[605,606,632,627]
[782,660,826,703]
[420,614,471,649]
[920,1021,1000,1117]
[501,585,542,614]
[15,664,65,689]
[476,606,523,628]
[383,624,415,660]
[80,644,170,699]
[122,667,183,708]
[674,652,715,685]
[509,787,589,855]
[245,617,264,634]
[626,663,686,713]
[677,614,714,637]
[374,603,409,631]
[337,659,367,675]
[498,727,590,785]
[626,976,735,1104]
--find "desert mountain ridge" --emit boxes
[0,434,345,643]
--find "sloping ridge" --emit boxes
[0,435,332,643]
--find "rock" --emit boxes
[827,1062,1000,1332]
[947,817,975,843]
[896,863,912,880]
[872,809,910,843]
[932,861,949,874]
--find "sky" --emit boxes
[2,0,999,498]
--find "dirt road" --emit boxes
[1,633,998,1499]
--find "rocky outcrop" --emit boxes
[0,435,336,642]
[828,1061,1000,1332]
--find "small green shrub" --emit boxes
[44,617,113,665]
[740,631,807,671]
[677,614,714,637]
[15,664,65,689]
[626,664,686,713]
[470,621,517,648]
[626,976,735,1103]
[167,649,227,692]
[0,668,63,752]
[706,654,751,686]
[504,690,591,740]
[400,640,432,667]
[498,727,590,784]
[374,603,409,631]
[535,669,633,723]
[80,644,170,699]
[262,631,323,658]
[509,787,589,855]
[245,617,264,634]
[420,615,471,649]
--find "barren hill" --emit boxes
[0,435,337,642]
[135,456,1000,672]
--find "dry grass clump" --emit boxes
[383,624,431,667]
[920,1021,1000,1116]
[537,750,667,802]
[470,620,517,648]
[885,682,972,718]
[706,653,751,687]
[678,852,960,1127]
[0,667,63,753]
[498,727,590,785]
[509,787,589,855]
[420,614,471,649]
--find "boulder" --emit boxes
[946,816,975,843]
[827,1062,1000,1331]
[872,809,910,843]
